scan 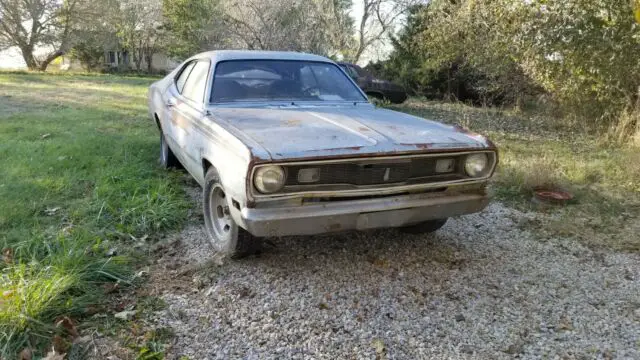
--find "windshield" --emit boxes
[210,60,367,103]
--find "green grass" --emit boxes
[0,73,189,357]
[389,99,640,251]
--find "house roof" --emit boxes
[190,50,333,64]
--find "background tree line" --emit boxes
[1,0,638,139]
[375,0,640,140]
[0,0,417,71]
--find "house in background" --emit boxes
[1,46,179,72]
[103,50,179,72]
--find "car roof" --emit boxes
[191,50,334,64]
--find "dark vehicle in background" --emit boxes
[338,62,407,104]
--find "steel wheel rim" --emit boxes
[208,184,233,245]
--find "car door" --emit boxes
[162,60,196,165]
[170,59,212,180]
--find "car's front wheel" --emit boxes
[399,218,448,234]
[203,167,261,258]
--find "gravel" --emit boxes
[148,199,640,359]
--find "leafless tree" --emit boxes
[350,0,420,63]
[116,0,165,72]
[223,0,352,56]
[0,0,85,70]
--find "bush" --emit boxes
[383,0,640,140]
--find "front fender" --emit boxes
[199,121,254,208]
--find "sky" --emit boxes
[350,0,404,65]
[0,47,25,69]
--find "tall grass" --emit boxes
[0,73,189,357]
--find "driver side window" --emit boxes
[175,61,196,93]
[182,60,211,103]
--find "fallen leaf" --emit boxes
[114,310,137,321]
[557,315,573,331]
[2,248,13,264]
[102,282,119,294]
[41,133,51,139]
[18,348,32,360]
[51,335,69,354]
[3,290,14,298]
[44,207,60,216]
[42,349,65,360]
[369,256,389,268]
[318,302,330,310]
[84,305,101,315]
[55,316,79,338]
[371,338,387,359]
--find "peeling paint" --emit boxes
[399,143,434,149]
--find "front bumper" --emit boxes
[233,192,489,237]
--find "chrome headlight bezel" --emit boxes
[253,165,286,194]
[464,153,491,178]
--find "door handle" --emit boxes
[166,98,177,107]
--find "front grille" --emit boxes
[284,155,466,187]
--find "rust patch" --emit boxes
[358,126,370,132]
[399,143,434,149]
[284,119,302,126]
[306,146,364,152]
[171,115,190,130]
[453,124,496,150]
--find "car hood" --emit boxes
[208,104,494,161]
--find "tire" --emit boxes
[389,93,408,104]
[366,92,385,101]
[399,218,448,234]
[159,132,181,169]
[203,167,261,258]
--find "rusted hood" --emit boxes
[208,105,493,161]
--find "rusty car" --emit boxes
[148,50,498,258]
[338,62,408,104]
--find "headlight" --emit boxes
[254,166,286,193]
[464,153,490,177]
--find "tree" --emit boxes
[223,0,353,56]
[348,0,419,63]
[69,0,119,71]
[116,0,165,72]
[162,0,228,59]
[384,0,640,137]
[0,0,84,70]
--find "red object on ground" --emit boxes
[533,188,574,205]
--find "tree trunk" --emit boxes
[38,51,64,71]
[146,52,153,74]
[135,49,142,71]
[352,46,365,64]
[20,46,38,70]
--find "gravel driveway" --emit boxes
[148,191,640,359]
